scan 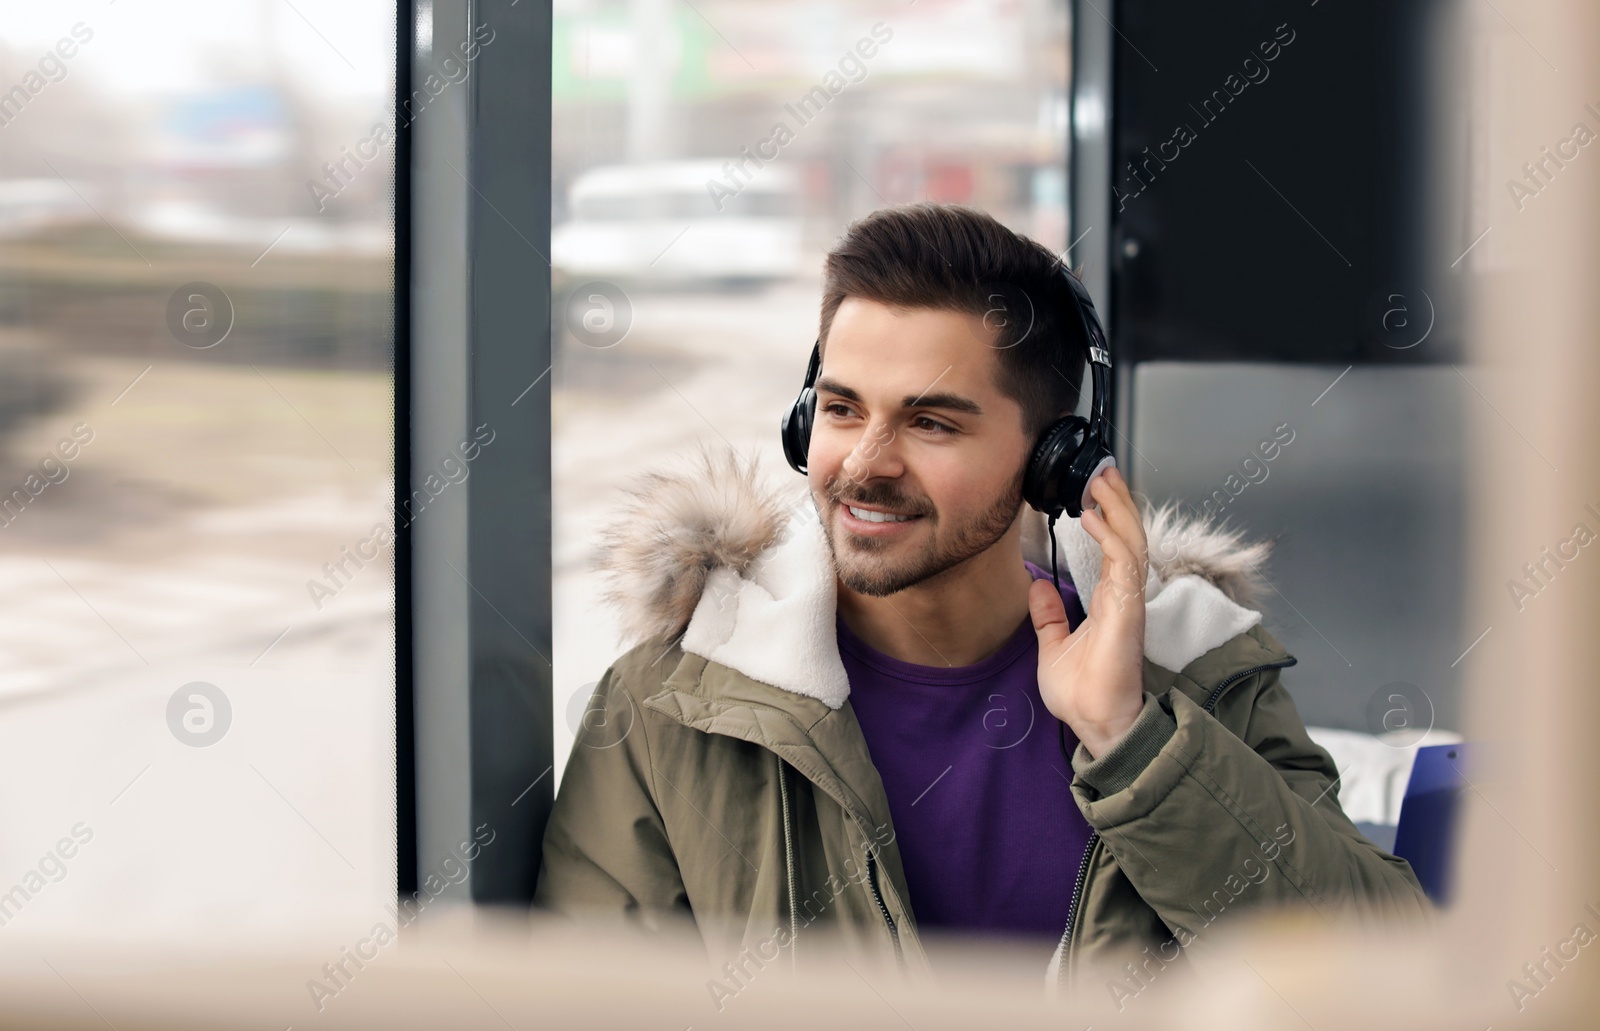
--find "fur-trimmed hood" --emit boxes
[595,449,1276,710]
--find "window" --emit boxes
[0,0,397,945]
[551,0,1073,781]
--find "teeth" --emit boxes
[847,505,912,523]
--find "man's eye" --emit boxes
[914,416,954,434]
[823,403,856,418]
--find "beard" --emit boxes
[816,470,1025,597]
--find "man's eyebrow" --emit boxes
[903,391,983,415]
[814,378,985,416]
[814,378,861,402]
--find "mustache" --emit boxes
[825,479,933,516]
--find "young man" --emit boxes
[534,204,1430,991]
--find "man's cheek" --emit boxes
[811,460,849,501]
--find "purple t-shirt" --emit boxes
[838,561,1092,943]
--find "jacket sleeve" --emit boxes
[532,661,695,936]
[1067,665,1433,933]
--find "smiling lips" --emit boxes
[846,505,914,523]
[839,502,926,534]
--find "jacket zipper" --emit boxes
[777,756,799,970]
[1202,657,1297,713]
[777,755,900,968]
[1054,830,1099,988]
[1052,657,1298,985]
[865,848,902,962]
[661,698,904,968]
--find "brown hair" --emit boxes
[818,202,1087,436]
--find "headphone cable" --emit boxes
[1049,511,1074,764]
[1047,512,1061,593]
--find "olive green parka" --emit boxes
[534,453,1431,992]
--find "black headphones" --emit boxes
[780,266,1115,521]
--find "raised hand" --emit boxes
[1028,465,1149,759]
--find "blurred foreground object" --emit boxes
[0,910,1506,1030]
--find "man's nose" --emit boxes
[841,420,902,485]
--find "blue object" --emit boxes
[1392,743,1473,904]
[1354,821,1397,853]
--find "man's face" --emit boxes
[808,297,1033,597]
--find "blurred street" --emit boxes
[0,354,396,950]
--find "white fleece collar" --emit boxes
[679,508,1262,710]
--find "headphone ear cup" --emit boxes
[1023,415,1088,516]
[780,387,815,474]
[1071,449,1118,517]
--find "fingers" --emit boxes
[1089,468,1145,557]
[1028,577,1071,650]
[1081,505,1146,613]
[1081,508,1139,583]
[1086,468,1147,581]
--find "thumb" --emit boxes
[1029,578,1071,651]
